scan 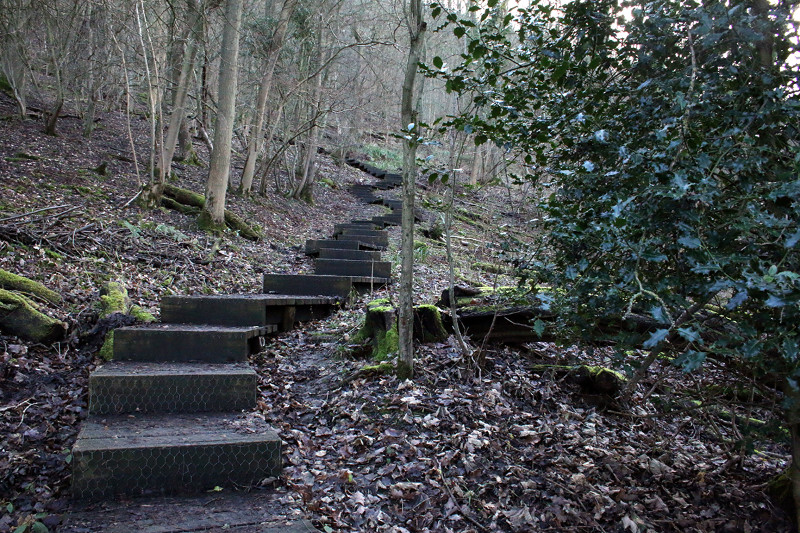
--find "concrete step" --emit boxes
[161,294,338,329]
[315,258,391,278]
[304,238,359,255]
[113,325,272,363]
[88,362,256,415]
[318,248,383,261]
[71,413,281,500]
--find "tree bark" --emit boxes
[397,0,426,380]
[200,0,243,230]
[161,0,203,171]
[239,0,298,195]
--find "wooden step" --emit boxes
[161,294,338,329]
[335,234,388,249]
[335,228,388,239]
[263,273,353,297]
[318,248,382,261]
[113,325,272,363]
[304,238,359,255]
[71,413,281,500]
[333,222,379,233]
[89,362,256,415]
[60,491,319,532]
[315,258,391,278]
[383,199,403,210]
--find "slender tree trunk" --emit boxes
[397,0,426,380]
[200,0,242,230]
[239,0,298,195]
[161,0,203,169]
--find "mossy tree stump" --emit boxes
[98,281,155,360]
[353,300,448,361]
[530,364,626,397]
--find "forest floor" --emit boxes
[0,91,793,533]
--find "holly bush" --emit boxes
[429,0,800,393]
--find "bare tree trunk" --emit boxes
[239,0,298,195]
[160,0,203,170]
[397,0,426,380]
[200,0,242,229]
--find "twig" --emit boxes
[0,205,69,224]
[436,461,489,532]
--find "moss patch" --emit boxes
[99,331,114,361]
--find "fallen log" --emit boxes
[0,268,61,305]
[0,289,66,343]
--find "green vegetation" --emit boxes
[363,143,403,170]
[432,0,800,518]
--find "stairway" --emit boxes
[67,158,403,529]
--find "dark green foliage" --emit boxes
[429,0,800,390]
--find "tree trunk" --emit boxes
[200,0,243,230]
[397,0,426,380]
[160,0,203,173]
[239,0,298,195]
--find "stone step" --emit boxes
[88,362,256,415]
[71,413,281,500]
[304,238,360,255]
[318,248,383,261]
[161,294,337,329]
[315,258,391,278]
[113,325,272,363]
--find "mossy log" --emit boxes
[0,289,66,343]
[162,184,262,241]
[530,364,626,396]
[0,268,61,305]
